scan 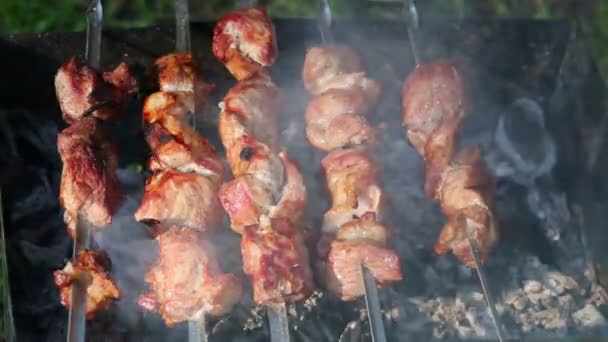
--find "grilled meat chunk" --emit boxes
[302,45,403,299]
[212,7,277,80]
[219,151,306,234]
[138,228,243,325]
[55,56,136,124]
[434,149,498,267]
[401,62,498,267]
[213,8,315,305]
[327,240,402,301]
[134,170,224,235]
[321,148,384,235]
[155,53,214,110]
[57,117,123,236]
[303,46,381,151]
[401,62,467,198]
[241,218,313,305]
[53,250,120,319]
[302,45,365,95]
[143,91,224,178]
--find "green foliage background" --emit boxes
[1,0,607,79]
[2,0,607,80]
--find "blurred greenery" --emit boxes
[1,0,607,81]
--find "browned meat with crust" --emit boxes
[241,218,313,304]
[55,56,137,124]
[327,240,402,301]
[155,53,215,109]
[143,91,224,179]
[134,170,224,235]
[434,149,498,267]
[302,45,403,300]
[321,148,384,235]
[218,151,306,234]
[401,62,467,198]
[212,7,277,80]
[213,8,315,306]
[53,250,121,319]
[137,228,243,325]
[57,117,123,236]
[137,51,243,323]
[302,45,364,95]
[401,62,498,267]
[302,46,381,151]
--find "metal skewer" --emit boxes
[402,2,506,341]
[174,0,209,340]
[317,2,387,341]
[66,1,101,341]
[361,265,387,342]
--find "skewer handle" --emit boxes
[85,0,102,68]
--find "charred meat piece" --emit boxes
[401,62,467,198]
[135,170,224,235]
[138,227,243,325]
[57,117,123,236]
[302,46,382,151]
[212,7,277,80]
[143,91,224,178]
[434,149,498,267]
[55,56,137,124]
[241,218,313,305]
[401,62,498,268]
[53,250,121,319]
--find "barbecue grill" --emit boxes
[2,1,608,341]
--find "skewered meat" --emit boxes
[303,46,382,152]
[327,213,402,301]
[53,250,120,319]
[214,8,314,306]
[55,56,137,124]
[155,53,215,110]
[213,7,277,80]
[57,117,123,236]
[401,62,498,267]
[241,217,313,304]
[302,45,403,300]
[134,170,224,235]
[434,149,498,267]
[218,151,306,234]
[143,91,224,178]
[137,53,242,324]
[137,227,243,325]
[401,61,467,199]
[321,148,384,235]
